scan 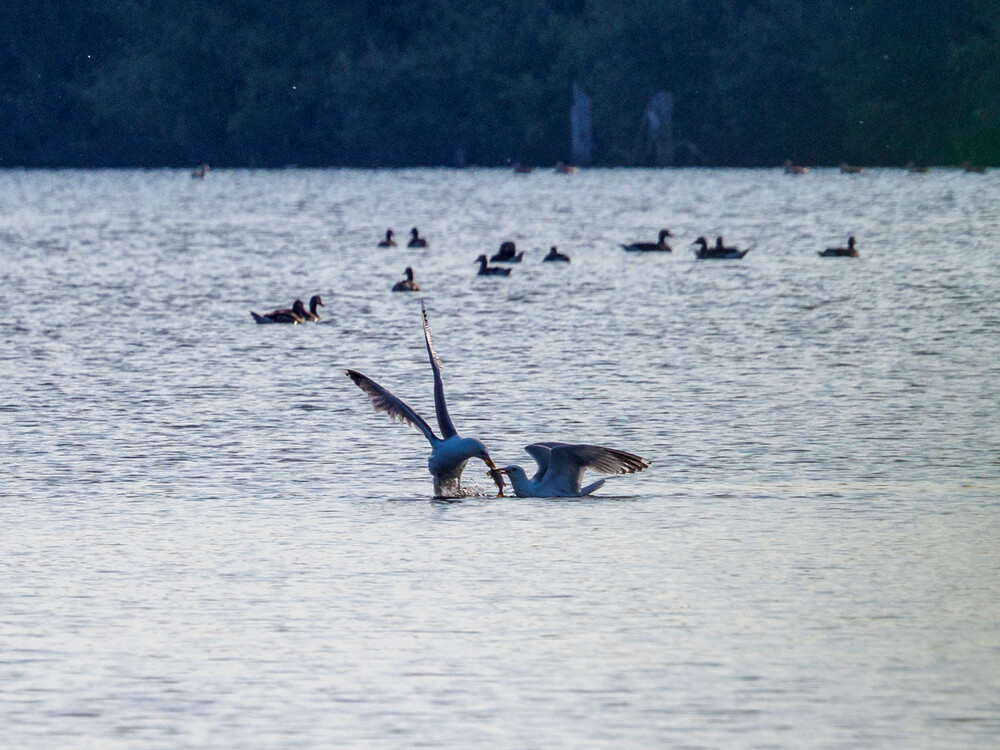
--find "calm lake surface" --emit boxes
[2,167,998,748]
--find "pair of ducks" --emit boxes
[476,243,571,275]
[622,230,748,258]
[379,228,429,248]
[251,295,324,324]
[692,236,750,259]
[477,241,521,276]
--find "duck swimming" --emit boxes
[784,159,809,174]
[491,241,524,263]
[378,229,397,247]
[407,227,429,248]
[251,298,308,324]
[475,255,512,276]
[392,267,422,291]
[621,229,671,252]
[543,246,570,263]
[299,295,325,320]
[819,236,859,257]
[692,236,749,259]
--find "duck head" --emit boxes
[309,295,324,313]
[692,236,708,249]
[475,254,489,265]
[291,299,307,316]
[658,229,672,241]
[404,267,415,281]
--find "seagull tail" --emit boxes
[580,478,606,496]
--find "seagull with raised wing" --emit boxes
[497,443,649,497]
[345,303,496,497]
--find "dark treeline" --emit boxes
[3,0,999,167]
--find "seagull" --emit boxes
[497,443,649,497]
[345,303,497,496]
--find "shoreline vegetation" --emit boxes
[3,1,999,169]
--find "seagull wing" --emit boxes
[421,303,458,439]
[524,442,563,482]
[546,444,650,494]
[344,369,439,445]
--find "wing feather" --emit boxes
[557,444,649,475]
[548,444,649,493]
[421,303,458,439]
[344,369,438,444]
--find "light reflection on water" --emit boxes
[1,168,998,748]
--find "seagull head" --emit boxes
[498,466,527,481]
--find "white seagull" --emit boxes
[498,443,649,497]
[345,303,496,496]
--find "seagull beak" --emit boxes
[496,468,510,476]
[484,457,497,470]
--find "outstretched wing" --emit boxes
[344,369,438,445]
[421,302,458,439]
[546,444,650,494]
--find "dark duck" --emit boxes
[407,227,429,248]
[490,241,524,263]
[819,236,859,258]
[621,229,672,252]
[543,246,570,263]
[251,298,308,324]
[475,255,512,276]
[299,295,325,321]
[392,267,422,291]
[378,229,397,247]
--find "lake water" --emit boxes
[1,167,998,748]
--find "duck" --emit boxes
[251,298,308,324]
[819,236,859,258]
[475,255,512,276]
[554,161,577,174]
[784,159,809,174]
[392,267,422,292]
[542,246,570,263]
[961,161,986,174]
[190,163,209,179]
[407,227,429,248]
[299,295,325,320]
[491,241,524,263]
[839,163,863,174]
[621,229,672,252]
[692,236,750,259]
[378,229,397,247]
[907,162,930,173]
[513,162,532,174]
